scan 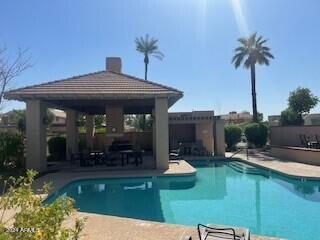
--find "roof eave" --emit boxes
[4,92,183,102]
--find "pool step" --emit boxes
[228,161,264,176]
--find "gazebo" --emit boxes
[5,57,183,173]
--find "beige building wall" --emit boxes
[66,109,79,160]
[214,118,225,156]
[26,100,47,172]
[271,146,320,166]
[195,122,214,153]
[106,107,124,137]
[154,97,169,169]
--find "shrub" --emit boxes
[48,136,66,161]
[0,170,86,240]
[0,132,25,170]
[280,108,304,126]
[244,123,268,148]
[225,125,242,150]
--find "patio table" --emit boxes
[90,150,104,165]
[119,150,133,166]
[119,150,144,166]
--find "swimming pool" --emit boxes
[46,160,320,240]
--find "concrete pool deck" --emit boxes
[69,212,283,240]
[34,160,196,194]
[226,151,320,179]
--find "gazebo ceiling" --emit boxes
[46,99,156,115]
[4,71,183,111]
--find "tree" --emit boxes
[124,114,152,132]
[8,109,53,133]
[280,108,304,126]
[0,47,31,109]
[95,115,106,128]
[280,87,318,126]
[288,87,318,115]
[244,123,268,148]
[135,34,164,81]
[9,110,26,132]
[232,33,274,122]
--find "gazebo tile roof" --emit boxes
[4,71,183,100]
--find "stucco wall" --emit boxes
[195,122,214,153]
[271,146,320,166]
[80,131,153,151]
[270,125,320,147]
[169,124,195,148]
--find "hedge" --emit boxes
[225,125,242,150]
[244,123,268,148]
[48,136,66,161]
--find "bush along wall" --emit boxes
[0,132,25,170]
[244,123,268,148]
[225,125,242,150]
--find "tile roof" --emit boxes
[4,71,183,101]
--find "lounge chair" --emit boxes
[299,134,312,148]
[197,224,250,240]
[169,142,182,160]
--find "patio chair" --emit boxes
[299,134,312,148]
[104,148,116,166]
[314,134,320,149]
[197,224,250,240]
[68,148,81,165]
[80,149,94,167]
[169,142,182,160]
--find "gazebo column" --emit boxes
[214,118,225,156]
[154,97,169,170]
[66,109,79,160]
[152,109,156,161]
[86,114,95,150]
[26,100,47,172]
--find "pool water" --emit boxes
[46,160,320,240]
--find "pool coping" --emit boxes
[225,153,320,180]
[34,160,197,195]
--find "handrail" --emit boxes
[229,148,249,159]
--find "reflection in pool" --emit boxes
[46,160,320,240]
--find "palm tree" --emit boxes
[232,33,274,122]
[135,34,164,80]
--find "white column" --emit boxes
[214,118,225,156]
[86,114,95,150]
[26,100,47,172]
[152,109,157,163]
[154,97,169,169]
[66,109,78,160]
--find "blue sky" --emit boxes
[1,0,320,118]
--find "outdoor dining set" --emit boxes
[69,140,144,168]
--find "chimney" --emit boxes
[106,57,122,73]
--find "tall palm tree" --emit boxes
[135,34,164,80]
[232,33,274,122]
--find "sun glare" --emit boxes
[231,0,249,36]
